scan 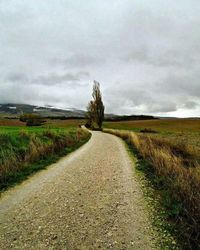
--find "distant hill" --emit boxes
[0,103,86,118]
[0,103,158,121]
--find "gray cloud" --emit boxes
[51,55,100,68]
[34,73,79,85]
[0,0,200,116]
[158,69,200,97]
[183,101,198,110]
[32,72,90,86]
[4,71,90,87]
[5,73,28,83]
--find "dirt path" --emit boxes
[0,131,156,250]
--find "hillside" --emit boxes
[0,104,86,118]
[0,103,158,121]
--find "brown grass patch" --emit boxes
[104,118,200,133]
[0,119,25,126]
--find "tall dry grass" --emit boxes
[0,128,90,189]
[104,128,200,249]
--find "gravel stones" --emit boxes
[0,131,156,249]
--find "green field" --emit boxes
[0,119,90,191]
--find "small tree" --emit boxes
[20,114,45,126]
[86,81,104,129]
[85,100,95,129]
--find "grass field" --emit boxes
[0,118,85,128]
[104,118,200,132]
[0,119,90,191]
[104,119,200,150]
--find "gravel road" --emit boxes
[0,131,156,250]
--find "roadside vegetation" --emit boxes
[0,126,91,191]
[104,119,200,150]
[104,126,200,249]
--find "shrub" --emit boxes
[140,128,158,133]
[20,114,45,126]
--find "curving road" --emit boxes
[0,131,156,250]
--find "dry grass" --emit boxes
[104,118,200,152]
[0,128,90,190]
[104,128,200,249]
[0,119,24,126]
[104,118,200,133]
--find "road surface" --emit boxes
[0,131,156,249]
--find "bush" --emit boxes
[20,114,45,126]
[140,128,158,133]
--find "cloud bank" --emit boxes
[0,0,200,116]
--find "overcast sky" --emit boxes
[0,0,200,117]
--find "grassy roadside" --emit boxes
[125,143,179,250]
[104,128,200,249]
[0,128,91,192]
[104,119,200,151]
